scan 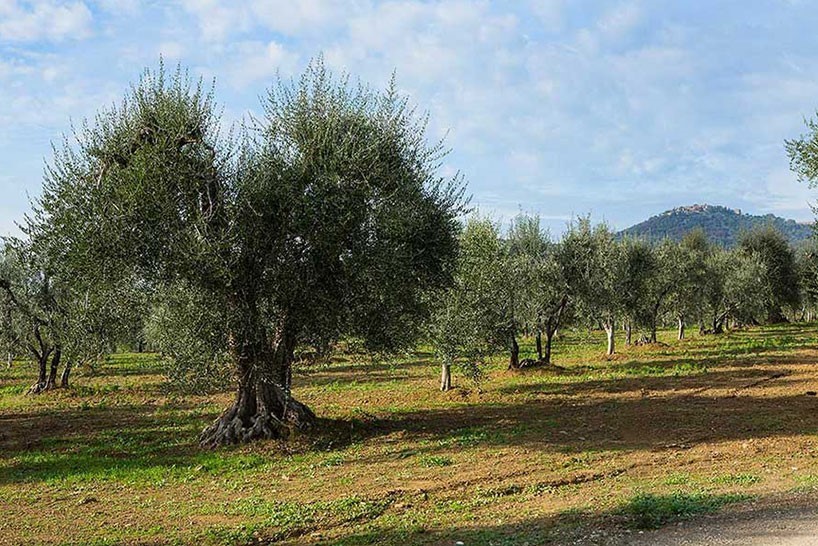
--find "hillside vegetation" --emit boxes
[620,205,813,247]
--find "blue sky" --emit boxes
[2,0,818,237]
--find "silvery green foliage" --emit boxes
[796,240,818,318]
[700,247,771,332]
[429,217,509,382]
[507,214,569,363]
[560,218,626,329]
[30,57,464,433]
[739,226,800,321]
[0,238,143,386]
[667,230,710,326]
[145,283,231,392]
[619,237,658,335]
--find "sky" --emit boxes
[2,0,818,237]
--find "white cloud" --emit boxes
[225,40,298,88]
[178,0,343,42]
[597,2,641,41]
[158,40,185,60]
[4,0,818,238]
[0,0,93,42]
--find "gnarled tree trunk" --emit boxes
[200,330,315,448]
[45,347,61,390]
[544,327,555,365]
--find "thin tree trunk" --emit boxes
[509,336,520,369]
[28,325,51,394]
[440,361,451,391]
[535,331,543,362]
[6,352,11,369]
[45,347,61,390]
[544,328,554,365]
[678,317,685,340]
[60,360,72,388]
[605,321,615,356]
[29,354,48,394]
[625,323,632,346]
[713,314,725,335]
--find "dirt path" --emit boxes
[621,496,818,545]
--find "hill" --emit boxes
[620,204,814,247]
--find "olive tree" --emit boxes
[796,241,818,321]
[701,248,770,333]
[619,237,656,345]
[738,226,800,323]
[507,214,569,366]
[667,229,709,339]
[31,62,464,446]
[0,239,133,391]
[429,218,507,390]
[0,241,66,392]
[562,218,625,356]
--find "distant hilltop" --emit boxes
[620,204,814,247]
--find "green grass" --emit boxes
[417,455,454,467]
[622,492,750,529]
[712,474,762,487]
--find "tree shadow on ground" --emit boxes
[5,324,818,486]
[0,402,231,484]
[499,352,818,397]
[5,361,818,485]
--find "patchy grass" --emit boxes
[622,491,750,529]
[3,323,818,544]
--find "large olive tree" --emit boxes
[30,62,464,446]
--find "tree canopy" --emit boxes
[27,60,466,446]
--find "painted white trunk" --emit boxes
[440,362,451,391]
[605,322,615,356]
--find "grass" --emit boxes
[622,491,750,529]
[3,323,818,544]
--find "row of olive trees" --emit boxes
[428,214,813,391]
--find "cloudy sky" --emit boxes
[2,0,818,236]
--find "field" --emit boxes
[3,324,818,545]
